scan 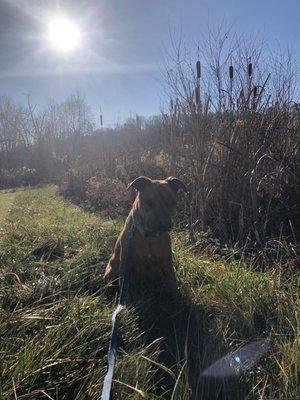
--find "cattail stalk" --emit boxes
[195,87,200,105]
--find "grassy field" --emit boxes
[0,187,299,399]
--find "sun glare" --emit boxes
[48,17,80,52]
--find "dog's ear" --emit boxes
[127,176,152,192]
[165,177,187,193]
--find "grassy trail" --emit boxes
[0,190,17,225]
[0,187,299,399]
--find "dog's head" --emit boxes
[127,176,187,237]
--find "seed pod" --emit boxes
[170,99,173,110]
[195,86,200,105]
[248,63,253,77]
[229,65,234,79]
[100,115,103,126]
[196,60,201,79]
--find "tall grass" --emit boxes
[0,187,299,399]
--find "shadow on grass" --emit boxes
[128,287,251,400]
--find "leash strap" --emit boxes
[101,233,134,400]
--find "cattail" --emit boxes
[248,62,253,77]
[253,86,258,98]
[229,65,234,79]
[170,99,174,110]
[100,115,103,126]
[196,60,201,79]
[195,86,200,105]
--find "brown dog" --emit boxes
[104,176,187,295]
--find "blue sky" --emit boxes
[0,0,299,126]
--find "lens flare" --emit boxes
[48,17,80,52]
[201,338,270,378]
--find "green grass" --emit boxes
[0,189,17,225]
[0,187,299,399]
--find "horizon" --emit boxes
[0,0,299,127]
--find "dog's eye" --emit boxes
[145,200,155,208]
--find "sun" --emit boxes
[48,17,80,52]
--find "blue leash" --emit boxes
[101,235,134,400]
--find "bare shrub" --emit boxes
[85,174,130,217]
